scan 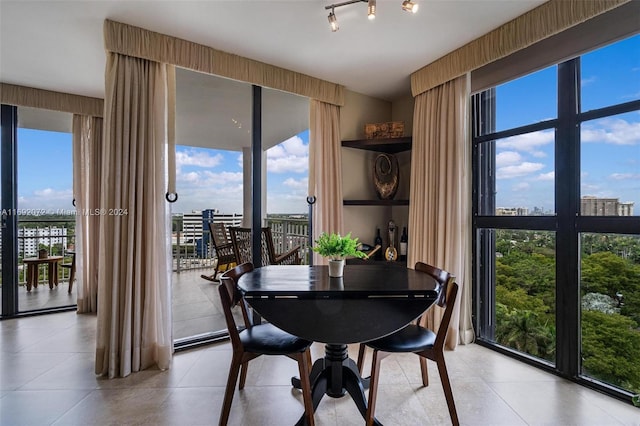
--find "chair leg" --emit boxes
[365,349,382,426]
[296,349,315,426]
[220,354,242,426]
[419,357,429,387]
[68,265,76,294]
[239,361,249,390]
[435,355,459,426]
[357,343,366,374]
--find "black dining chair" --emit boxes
[357,261,460,426]
[218,262,315,426]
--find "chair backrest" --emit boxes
[229,227,272,266]
[219,262,255,348]
[210,222,230,247]
[261,227,285,265]
[415,261,451,308]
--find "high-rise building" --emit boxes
[581,196,634,216]
[496,207,529,216]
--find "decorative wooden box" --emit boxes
[364,121,404,139]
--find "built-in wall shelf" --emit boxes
[341,136,411,154]
[343,199,409,206]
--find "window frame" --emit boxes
[472,51,640,402]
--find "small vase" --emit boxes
[328,259,345,277]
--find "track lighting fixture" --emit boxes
[324,0,417,31]
[328,8,339,32]
[401,0,418,13]
[367,0,376,20]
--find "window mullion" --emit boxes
[555,59,581,379]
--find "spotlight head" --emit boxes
[368,0,376,20]
[328,11,339,32]
[402,0,418,13]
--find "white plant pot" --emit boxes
[328,259,345,277]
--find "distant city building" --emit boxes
[18,226,68,257]
[175,210,243,258]
[618,202,634,217]
[496,207,529,216]
[581,196,634,216]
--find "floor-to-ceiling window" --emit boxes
[473,34,640,401]
[1,106,76,317]
[170,69,310,346]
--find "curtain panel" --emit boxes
[411,0,629,96]
[95,52,173,378]
[72,115,103,313]
[309,100,344,265]
[408,75,473,349]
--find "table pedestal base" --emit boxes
[293,344,381,426]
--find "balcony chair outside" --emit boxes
[201,222,236,282]
[229,226,301,266]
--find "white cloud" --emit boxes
[496,151,522,167]
[609,173,640,181]
[581,76,597,87]
[267,135,308,174]
[18,188,74,211]
[497,162,545,179]
[172,186,244,215]
[283,177,308,190]
[581,183,602,192]
[512,182,530,191]
[536,171,555,181]
[497,130,554,156]
[582,118,640,145]
[176,149,223,168]
[33,188,73,199]
[177,170,242,187]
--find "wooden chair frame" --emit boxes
[357,262,460,426]
[218,263,314,425]
[229,227,301,266]
[201,222,236,282]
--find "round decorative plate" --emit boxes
[373,153,399,200]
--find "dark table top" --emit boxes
[237,264,441,344]
[238,264,440,298]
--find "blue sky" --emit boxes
[494,34,639,214]
[13,35,639,216]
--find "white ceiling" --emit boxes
[1,0,546,149]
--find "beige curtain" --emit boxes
[0,83,103,116]
[308,100,343,265]
[72,115,103,313]
[95,52,173,378]
[408,75,473,349]
[103,20,344,106]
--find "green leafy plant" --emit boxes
[312,232,367,261]
[633,394,639,408]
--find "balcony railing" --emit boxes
[4,216,310,279]
[13,218,76,287]
[172,216,310,272]
[266,217,310,264]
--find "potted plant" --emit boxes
[312,232,366,277]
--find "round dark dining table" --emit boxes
[237,264,441,425]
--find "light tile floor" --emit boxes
[11,268,227,340]
[1,311,639,425]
